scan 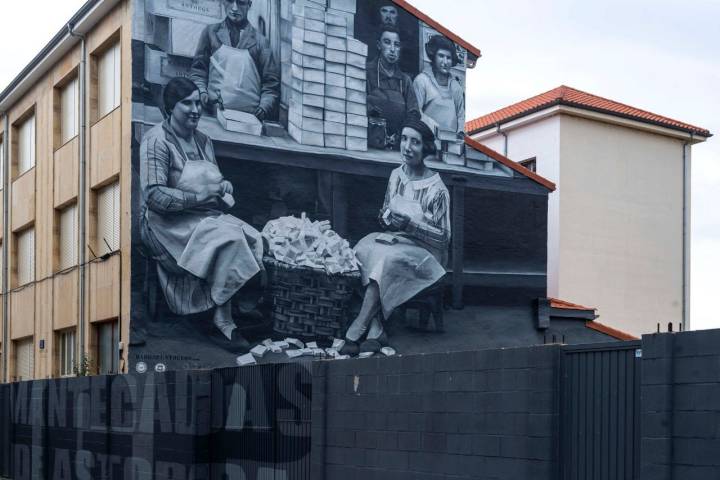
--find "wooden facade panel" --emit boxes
[89,108,122,188]
[10,169,36,232]
[10,287,35,340]
[53,269,78,331]
[34,279,53,379]
[88,255,120,323]
[54,137,79,208]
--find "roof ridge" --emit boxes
[558,85,707,132]
[466,85,711,137]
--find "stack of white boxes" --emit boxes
[286,0,368,151]
[344,36,368,151]
[288,1,328,147]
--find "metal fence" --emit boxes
[560,341,642,480]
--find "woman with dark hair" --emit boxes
[139,77,264,352]
[413,35,465,135]
[342,120,451,354]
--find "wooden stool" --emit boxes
[398,283,446,332]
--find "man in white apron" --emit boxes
[366,25,420,148]
[190,0,279,120]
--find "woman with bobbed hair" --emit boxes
[342,120,451,355]
[413,34,465,136]
[139,77,264,352]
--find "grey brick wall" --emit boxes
[311,346,561,480]
[641,330,720,480]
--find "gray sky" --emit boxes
[1,0,718,330]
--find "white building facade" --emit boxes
[468,86,711,336]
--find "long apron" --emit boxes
[208,44,262,113]
[145,148,263,313]
[368,71,409,139]
[354,192,446,320]
[421,76,459,133]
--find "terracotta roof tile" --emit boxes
[392,0,481,59]
[466,85,711,137]
[585,321,639,341]
[549,297,596,311]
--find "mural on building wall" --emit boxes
[130,0,478,371]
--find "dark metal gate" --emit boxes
[561,341,642,480]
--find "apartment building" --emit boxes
[0,1,131,382]
[467,86,712,336]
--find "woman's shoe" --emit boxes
[208,327,250,354]
[359,339,382,354]
[339,339,360,356]
[367,331,389,347]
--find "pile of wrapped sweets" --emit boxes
[236,337,397,365]
[262,214,360,274]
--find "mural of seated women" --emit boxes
[139,77,264,353]
[342,120,451,355]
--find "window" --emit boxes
[520,157,537,173]
[97,181,120,254]
[58,329,76,377]
[16,228,35,286]
[97,42,121,118]
[96,321,118,375]
[15,337,34,381]
[17,115,35,175]
[0,136,4,187]
[60,76,79,145]
[58,204,78,270]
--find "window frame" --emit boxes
[57,329,76,378]
[15,112,36,177]
[14,337,35,382]
[93,39,121,122]
[15,227,35,287]
[0,133,4,189]
[96,320,119,375]
[56,203,79,271]
[57,74,80,148]
[96,181,121,255]
[519,157,537,173]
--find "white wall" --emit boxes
[558,115,685,336]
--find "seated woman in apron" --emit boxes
[342,120,451,355]
[140,77,264,353]
[413,35,465,137]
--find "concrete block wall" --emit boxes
[641,329,720,480]
[311,346,561,480]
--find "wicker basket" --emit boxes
[263,256,361,339]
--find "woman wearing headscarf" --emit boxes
[342,120,451,354]
[139,77,264,352]
[413,35,465,136]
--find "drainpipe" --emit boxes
[681,136,692,331]
[496,123,508,156]
[2,114,9,383]
[68,23,88,363]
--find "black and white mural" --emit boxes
[130,0,486,372]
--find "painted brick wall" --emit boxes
[311,346,561,479]
[641,330,720,480]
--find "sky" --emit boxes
[0,0,718,330]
